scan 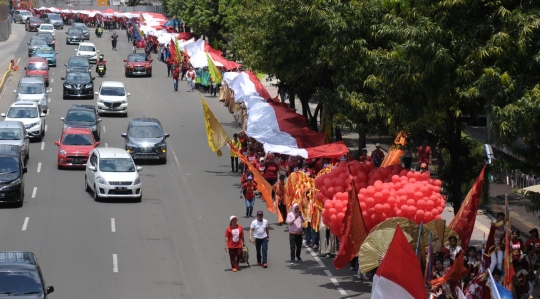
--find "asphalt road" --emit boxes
[0,25,372,299]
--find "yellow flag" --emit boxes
[201,95,230,156]
[206,53,222,83]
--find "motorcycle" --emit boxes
[96,63,106,77]
[95,27,103,38]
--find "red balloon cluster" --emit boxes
[315,160,445,235]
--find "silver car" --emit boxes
[14,77,48,112]
[0,121,30,165]
[14,10,32,24]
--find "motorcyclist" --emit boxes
[96,25,103,38]
[96,54,107,75]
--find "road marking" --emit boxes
[112,254,118,272]
[37,162,41,173]
[49,88,52,93]
[308,248,326,267]
[31,187,37,198]
[111,218,116,232]
[16,58,21,65]
[51,78,54,83]
[48,97,50,103]
[41,142,44,150]
[46,109,50,115]
[323,269,348,296]
[22,217,29,230]
[337,288,347,296]
[103,126,106,133]
[105,143,108,148]
[44,125,47,132]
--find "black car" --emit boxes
[0,252,54,297]
[61,105,102,141]
[0,145,27,206]
[65,56,91,73]
[66,27,83,45]
[27,37,48,57]
[61,71,95,99]
[121,118,169,163]
[35,32,55,50]
[72,23,90,40]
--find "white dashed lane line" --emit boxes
[48,97,50,103]
[309,249,348,296]
[49,88,52,93]
[31,187,37,198]
[37,162,41,173]
[112,254,118,272]
[103,126,106,133]
[41,142,44,150]
[105,143,108,148]
[44,125,47,132]
[111,218,116,232]
[22,217,29,231]
[51,79,53,83]
[46,109,50,115]
[309,248,326,268]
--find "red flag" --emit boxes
[168,38,178,65]
[333,167,368,269]
[430,251,468,288]
[448,165,486,249]
[503,197,514,290]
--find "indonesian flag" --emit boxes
[371,225,427,299]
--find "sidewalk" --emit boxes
[0,22,25,70]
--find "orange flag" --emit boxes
[229,142,276,215]
[333,166,368,269]
[430,251,468,288]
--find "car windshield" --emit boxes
[49,15,61,20]
[0,128,23,140]
[7,107,38,118]
[100,87,125,96]
[0,271,42,294]
[79,45,95,52]
[40,25,53,30]
[62,133,93,145]
[26,62,47,70]
[29,17,41,22]
[68,59,89,67]
[128,125,163,138]
[128,54,147,62]
[0,157,20,174]
[37,33,52,39]
[20,11,31,16]
[68,28,83,35]
[66,110,95,122]
[36,48,54,54]
[66,72,90,81]
[99,158,135,172]
[74,24,88,30]
[30,39,46,46]
[19,83,44,94]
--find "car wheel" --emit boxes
[25,151,29,166]
[85,176,91,192]
[93,184,100,201]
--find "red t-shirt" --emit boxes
[239,147,247,157]
[418,145,432,163]
[241,182,257,199]
[247,153,257,164]
[256,162,266,173]
[172,68,180,80]
[225,225,244,248]
[264,163,278,180]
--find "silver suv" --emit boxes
[14,77,48,112]
[0,121,29,165]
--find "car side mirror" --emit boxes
[64,63,67,66]
[97,118,102,123]
[55,52,58,54]
[95,91,98,95]
[41,113,46,118]
[121,133,127,138]
[13,90,16,93]
[74,48,77,51]
[46,286,54,294]
[88,165,96,171]
[24,67,27,70]
[136,166,143,172]
[60,77,65,80]
[164,133,170,138]
[95,141,101,146]
[60,117,65,121]
[54,140,59,146]
[27,42,30,45]
[0,113,5,117]
[123,59,127,62]
[23,167,28,174]
[127,93,131,97]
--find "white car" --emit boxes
[1,102,45,141]
[37,24,56,36]
[85,148,142,201]
[96,81,130,116]
[76,42,99,64]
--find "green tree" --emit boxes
[166,0,225,45]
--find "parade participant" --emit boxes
[358,148,371,163]
[165,56,173,77]
[289,156,301,172]
[464,247,479,288]
[240,176,257,218]
[278,155,290,178]
[127,24,133,43]
[224,216,244,272]
[132,37,137,54]
[246,147,257,165]
[256,157,266,174]
[371,143,385,167]
[172,64,180,92]
[273,175,287,225]
[432,259,452,297]
[521,245,537,295]
[420,163,429,173]
[110,31,118,51]
[201,67,210,92]
[525,228,540,272]
[301,161,313,178]
[181,55,190,80]
[441,248,453,270]
[262,154,279,186]
[417,139,433,169]
[249,210,269,268]
[287,203,305,264]
[445,236,462,261]
[511,230,525,261]
[514,260,529,299]
[186,67,196,92]
[402,145,413,169]
[488,212,506,272]
[238,131,248,145]
[229,133,241,173]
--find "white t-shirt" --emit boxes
[250,219,268,239]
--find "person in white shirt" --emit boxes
[250,210,269,268]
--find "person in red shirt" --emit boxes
[278,155,290,178]
[525,228,540,279]
[172,64,180,92]
[246,147,257,165]
[417,139,432,169]
[238,131,248,145]
[224,216,244,272]
[511,230,524,261]
[256,157,266,174]
[263,154,279,186]
[241,177,257,218]
[301,162,313,178]
[186,66,196,92]
[165,56,173,77]
[358,148,372,163]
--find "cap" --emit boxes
[361,148,367,151]
[247,176,253,181]
[229,215,237,222]
[530,228,539,234]
[375,143,381,147]
[256,210,263,216]
[259,157,264,162]
[421,163,428,169]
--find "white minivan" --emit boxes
[96,81,130,117]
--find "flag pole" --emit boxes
[416,222,423,255]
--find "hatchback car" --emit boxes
[96,81,130,116]
[25,57,50,86]
[34,47,57,67]
[72,23,90,40]
[76,42,99,64]
[66,27,83,44]
[35,32,55,49]
[65,56,91,73]
[55,127,100,169]
[0,145,27,206]
[124,53,153,77]
[14,77,48,112]
[61,71,95,99]
[60,104,101,140]
[14,10,32,24]
[85,148,142,201]
[37,24,55,36]
[27,37,48,57]
[25,17,42,32]
[122,118,169,163]
[1,102,45,141]
[0,252,54,296]
[0,121,29,165]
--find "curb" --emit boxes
[0,61,14,100]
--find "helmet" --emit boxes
[99,54,104,60]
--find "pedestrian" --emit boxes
[241,176,257,218]
[417,139,432,170]
[132,37,137,54]
[230,133,241,173]
[127,25,133,43]
[511,230,524,261]
[262,154,279,186]
[110,31,118,51]
[249,210,269,268]
[488,212,505,272]
[172,64,180,92]
[371,143,385,167]
[165,56,173,77]
[224,215,244,272]
[273,175,287,225]
[186,67,196,92]
[358,148,372,163]
[525,228,540,282]
[181,55,189,80]
[520,245,537,295]
[287,203,305,264]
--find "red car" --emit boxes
[25,57,50,87]
[54,128,100,169]
[25,17,42,32]
[124,53,153,77]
